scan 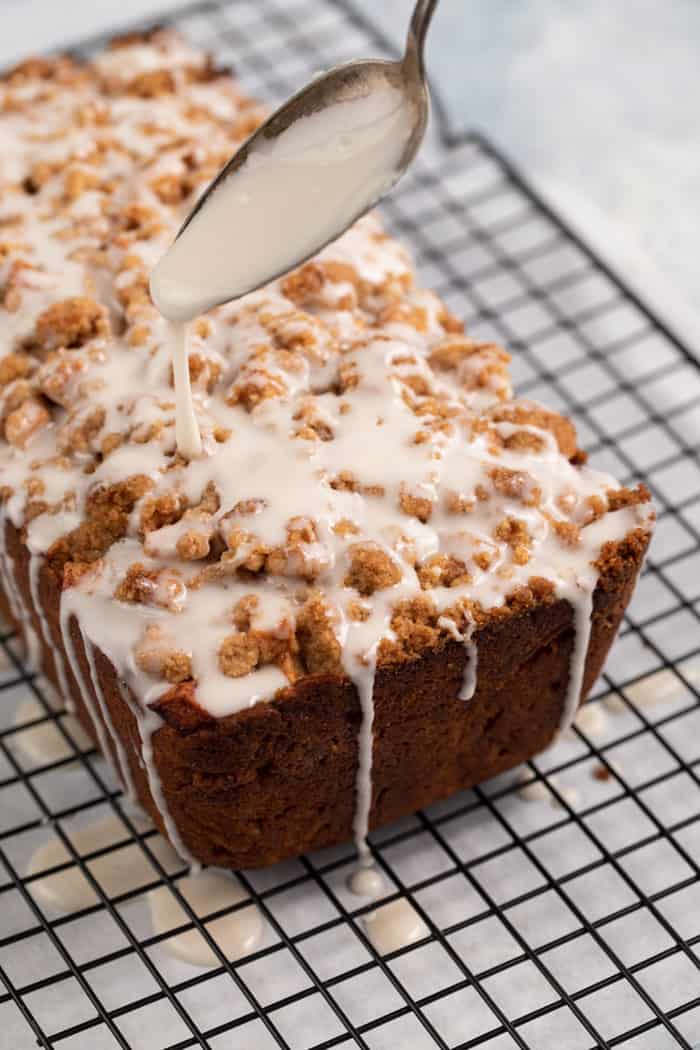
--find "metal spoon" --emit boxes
[152,0,440,316]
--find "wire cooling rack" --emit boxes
[2,1,700,1047]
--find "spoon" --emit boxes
[150,0,441,323]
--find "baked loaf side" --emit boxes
[0,33,653,868]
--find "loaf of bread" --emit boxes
[0,32,653,869]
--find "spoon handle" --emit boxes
[405,0,440,75]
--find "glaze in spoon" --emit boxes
[150,0,440,323]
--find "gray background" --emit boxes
[2,0,699,323]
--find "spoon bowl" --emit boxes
[150,0,440,321]
[177,57,425,249]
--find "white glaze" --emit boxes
[364,897,427,954]
[28,553,47,644]
[59,596,119,783]
[573,701,608,737]
[152,78,415,460]
[0,35,655,869]
[27,812,181,912]
[626,665,700,709]
[116,680,196,868]
[602,692,627,715]
[551,784,580,809]
[349,646,379,866]
[348,865,385,898]
[12,694,91,766]
[517,772,553,803]
[558,582,595,732]
[172,321,202,460]
[27,551,73,710]
[438,615,478,701]
[148,870,263,967]
[461,636,479,703]
[0,511,41,669]
[84,638,137,801]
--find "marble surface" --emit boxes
[1,0,699,335]
[361,1,700,336]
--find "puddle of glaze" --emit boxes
[148,870,263,968]
[516,768,553,802]
[573,701,608,738]
[550,784,580,809]
[348,865,385,898]
[13,696,91,766]
[364,898,427,955]
[27,813,181,913]
[516,767,580,809]
[603,692,629,714]
[605,664,700,714]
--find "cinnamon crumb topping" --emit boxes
[219,632,259,678]
[345,543,401,596]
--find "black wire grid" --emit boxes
[2,1,700,1047]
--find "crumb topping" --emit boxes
[0,33,654,717]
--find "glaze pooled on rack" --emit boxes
[13,694,91,766]
[0,34,653,867]
[27,811,182,911]
[364,898,427,954]
[26,810,263,967]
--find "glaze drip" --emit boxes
[171,322,202,459]
[59,597,117,782]
[28,552,74,709]
[116,680,197,868]
[0,514,41,669]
